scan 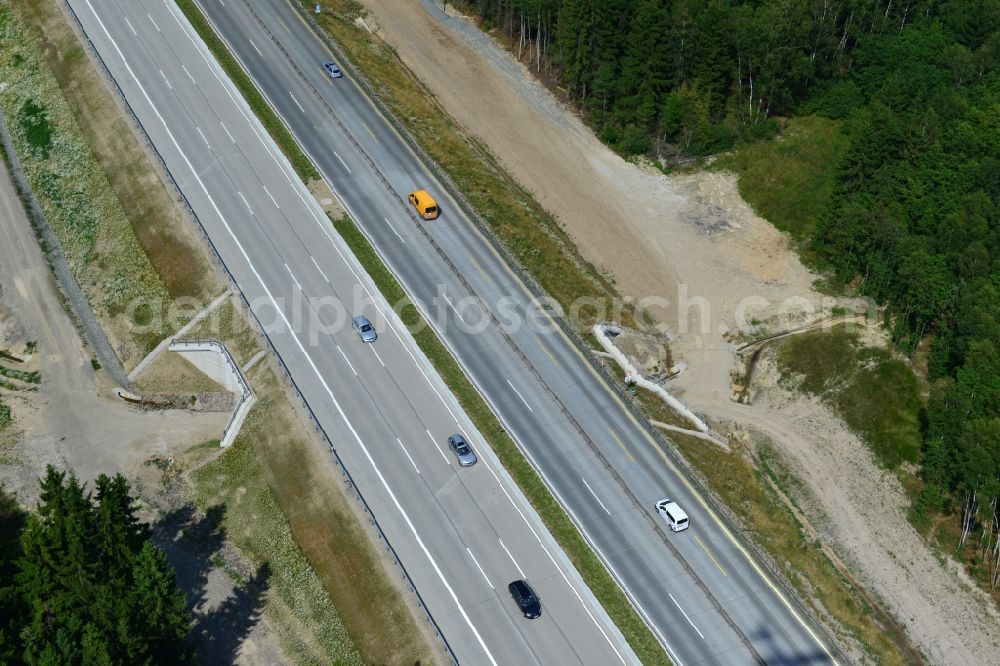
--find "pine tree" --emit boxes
[128,542,193,664]
[617,0,670,128]
[11,467,192,664]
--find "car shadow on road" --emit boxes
[153,503,271,664]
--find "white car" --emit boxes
[656,498,689,532]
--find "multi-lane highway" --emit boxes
[67,0,840,663]
[67,1,636,664]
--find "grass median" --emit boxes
[334,217,669,666]
[175,0,318,182]
[174,0,666,660]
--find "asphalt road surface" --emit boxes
[66,1,638,663]
[67,0,839,664]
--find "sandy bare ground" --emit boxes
[352,1,1000,662]
[0,163,283,665]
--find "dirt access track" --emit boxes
[350,1,1000,663]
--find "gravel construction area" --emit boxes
[0,161,285,664]
[351,1,1000,662]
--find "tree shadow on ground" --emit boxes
[153,503,271,664]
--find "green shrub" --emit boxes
[18,99,52,157]
[778,325,923,468]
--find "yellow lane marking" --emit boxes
[607,428,634,463]
[363,122,379,143]
[534,335,559,366]
[277,16,291,33]
[470,255,493,283]
[695,534,727,576]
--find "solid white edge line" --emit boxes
[76,9,502,659]
[467,548,494,590]
[505,378,533,413]
[498,538,525,579]
[581,477,612,516]
[396,438,420,474]
[669,594,705,640]
[335,345,358,376]
[426,429,451,466]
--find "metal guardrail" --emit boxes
[168,339,253,447]
[59,2,457,661]
[290,2,847,661]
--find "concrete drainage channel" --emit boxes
[167,339,255,448]
[592,324,729,449]
[115,338,254,449]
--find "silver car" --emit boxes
[448,434,477,467]
[322,60,343,79]
[352,315,377,343]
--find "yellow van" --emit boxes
[408,190,440,220]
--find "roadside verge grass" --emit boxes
[0,3,171,359]
[19,0,220,308]
[190,363,434,665]
[334,217,668,666]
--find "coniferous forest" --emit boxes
[469,1,1000,576]
[0,468,192,664]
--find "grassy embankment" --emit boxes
[702,117,923,660]
[0,3,173,360]
[181,301,437,665]
[777,325,923,468]
[712,115,848,245]
[634,385,916,664]
[174,0,668,661]
[11,2,434,663]
[8,0,231,362]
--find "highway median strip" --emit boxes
[175,0,666,660]
[333,217,669,666]
[175,0,318,182]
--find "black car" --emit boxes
[508,579,541,619]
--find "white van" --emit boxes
[656,498,689,532]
